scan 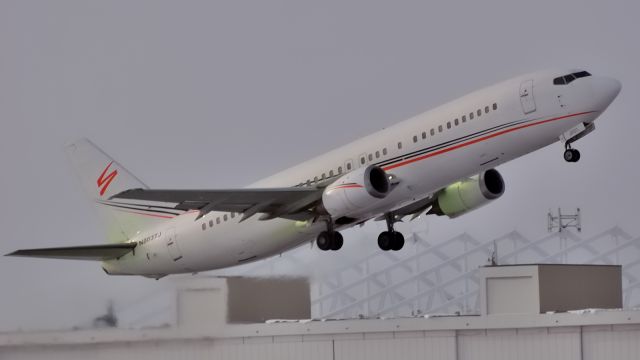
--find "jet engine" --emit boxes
[429,169,505,218]
[321,165,391,218]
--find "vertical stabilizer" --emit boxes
[65,139,169,243]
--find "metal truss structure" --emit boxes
[235,226,640,319]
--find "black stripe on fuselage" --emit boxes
[375,117,531,168]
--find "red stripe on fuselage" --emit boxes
[383,111,595,171]
[333,184,364,190]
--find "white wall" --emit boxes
[5,326,640,360]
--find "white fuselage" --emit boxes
[102,69,621,277]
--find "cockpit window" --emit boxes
[573,71,591,79]
[553,71,591,85]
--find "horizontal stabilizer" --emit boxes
[5,243,136,261]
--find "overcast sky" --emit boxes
[1,0,639,331]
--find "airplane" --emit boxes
[6,69,621,279]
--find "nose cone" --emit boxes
[593,76,622,110]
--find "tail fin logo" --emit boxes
[97,161,118,196]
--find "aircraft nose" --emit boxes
[593,76,622,109]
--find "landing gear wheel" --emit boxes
[330,232,343,251]
[317,231,343,251]
[378,231,393,251]
[316,231,332,251]
[571,149,580,162]
[563,148,581,162]
[391,232,405,251]
[378,231,405,251]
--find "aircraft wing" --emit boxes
[5,243,137,261]
[394,195,435,219]
[110,187,324,221]
[373,194,436,222]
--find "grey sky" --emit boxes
[1,0,639,330]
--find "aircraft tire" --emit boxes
[331,232,344,251]
[317,231,332,251]
[378,231,393,251]
[571,149,580,162]
[391,232,405,251]
[564,149,580,162]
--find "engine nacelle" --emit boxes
[429,169,505,218]
[322,165,391,218]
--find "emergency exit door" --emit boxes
[519,80,536,114]
[165,228,182,261]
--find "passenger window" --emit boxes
[413,135,418,143]
[382,148,387,156]
[216,217,221,224]
[469,112,474,120]
[493,103,497,110]
[422,131,426,139]
[231,212,235,219]
[209,220,213,227]
[338,166,342,174]
[398,142,402,149]
[375,151,380,158]
[485,106,490,114]
[321,173,325,180]
[438,125,443,132]
[223,214,228,221]
[360,157,365,165]
[447,122,451,129]
[462,115,466,123]
[202,223,206,231]
[347,163,352,170]
[314,176,318,182]
[368,154,373,161]
[430,128,435,136]
[454,118,459,126]
[329,170,334,177]
[477,109,481,117]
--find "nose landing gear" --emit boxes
[563,145,581,163]
[561,122,594,163]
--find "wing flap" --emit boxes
[5,243,136,261]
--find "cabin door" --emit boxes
[519,80,536,114]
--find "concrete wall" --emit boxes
[226,277,310,323]
[480,264,622,315]
[538,265,622,312]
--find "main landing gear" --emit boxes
[563,144,580,163]
[377,213,404,251]
[316,221,343,251]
